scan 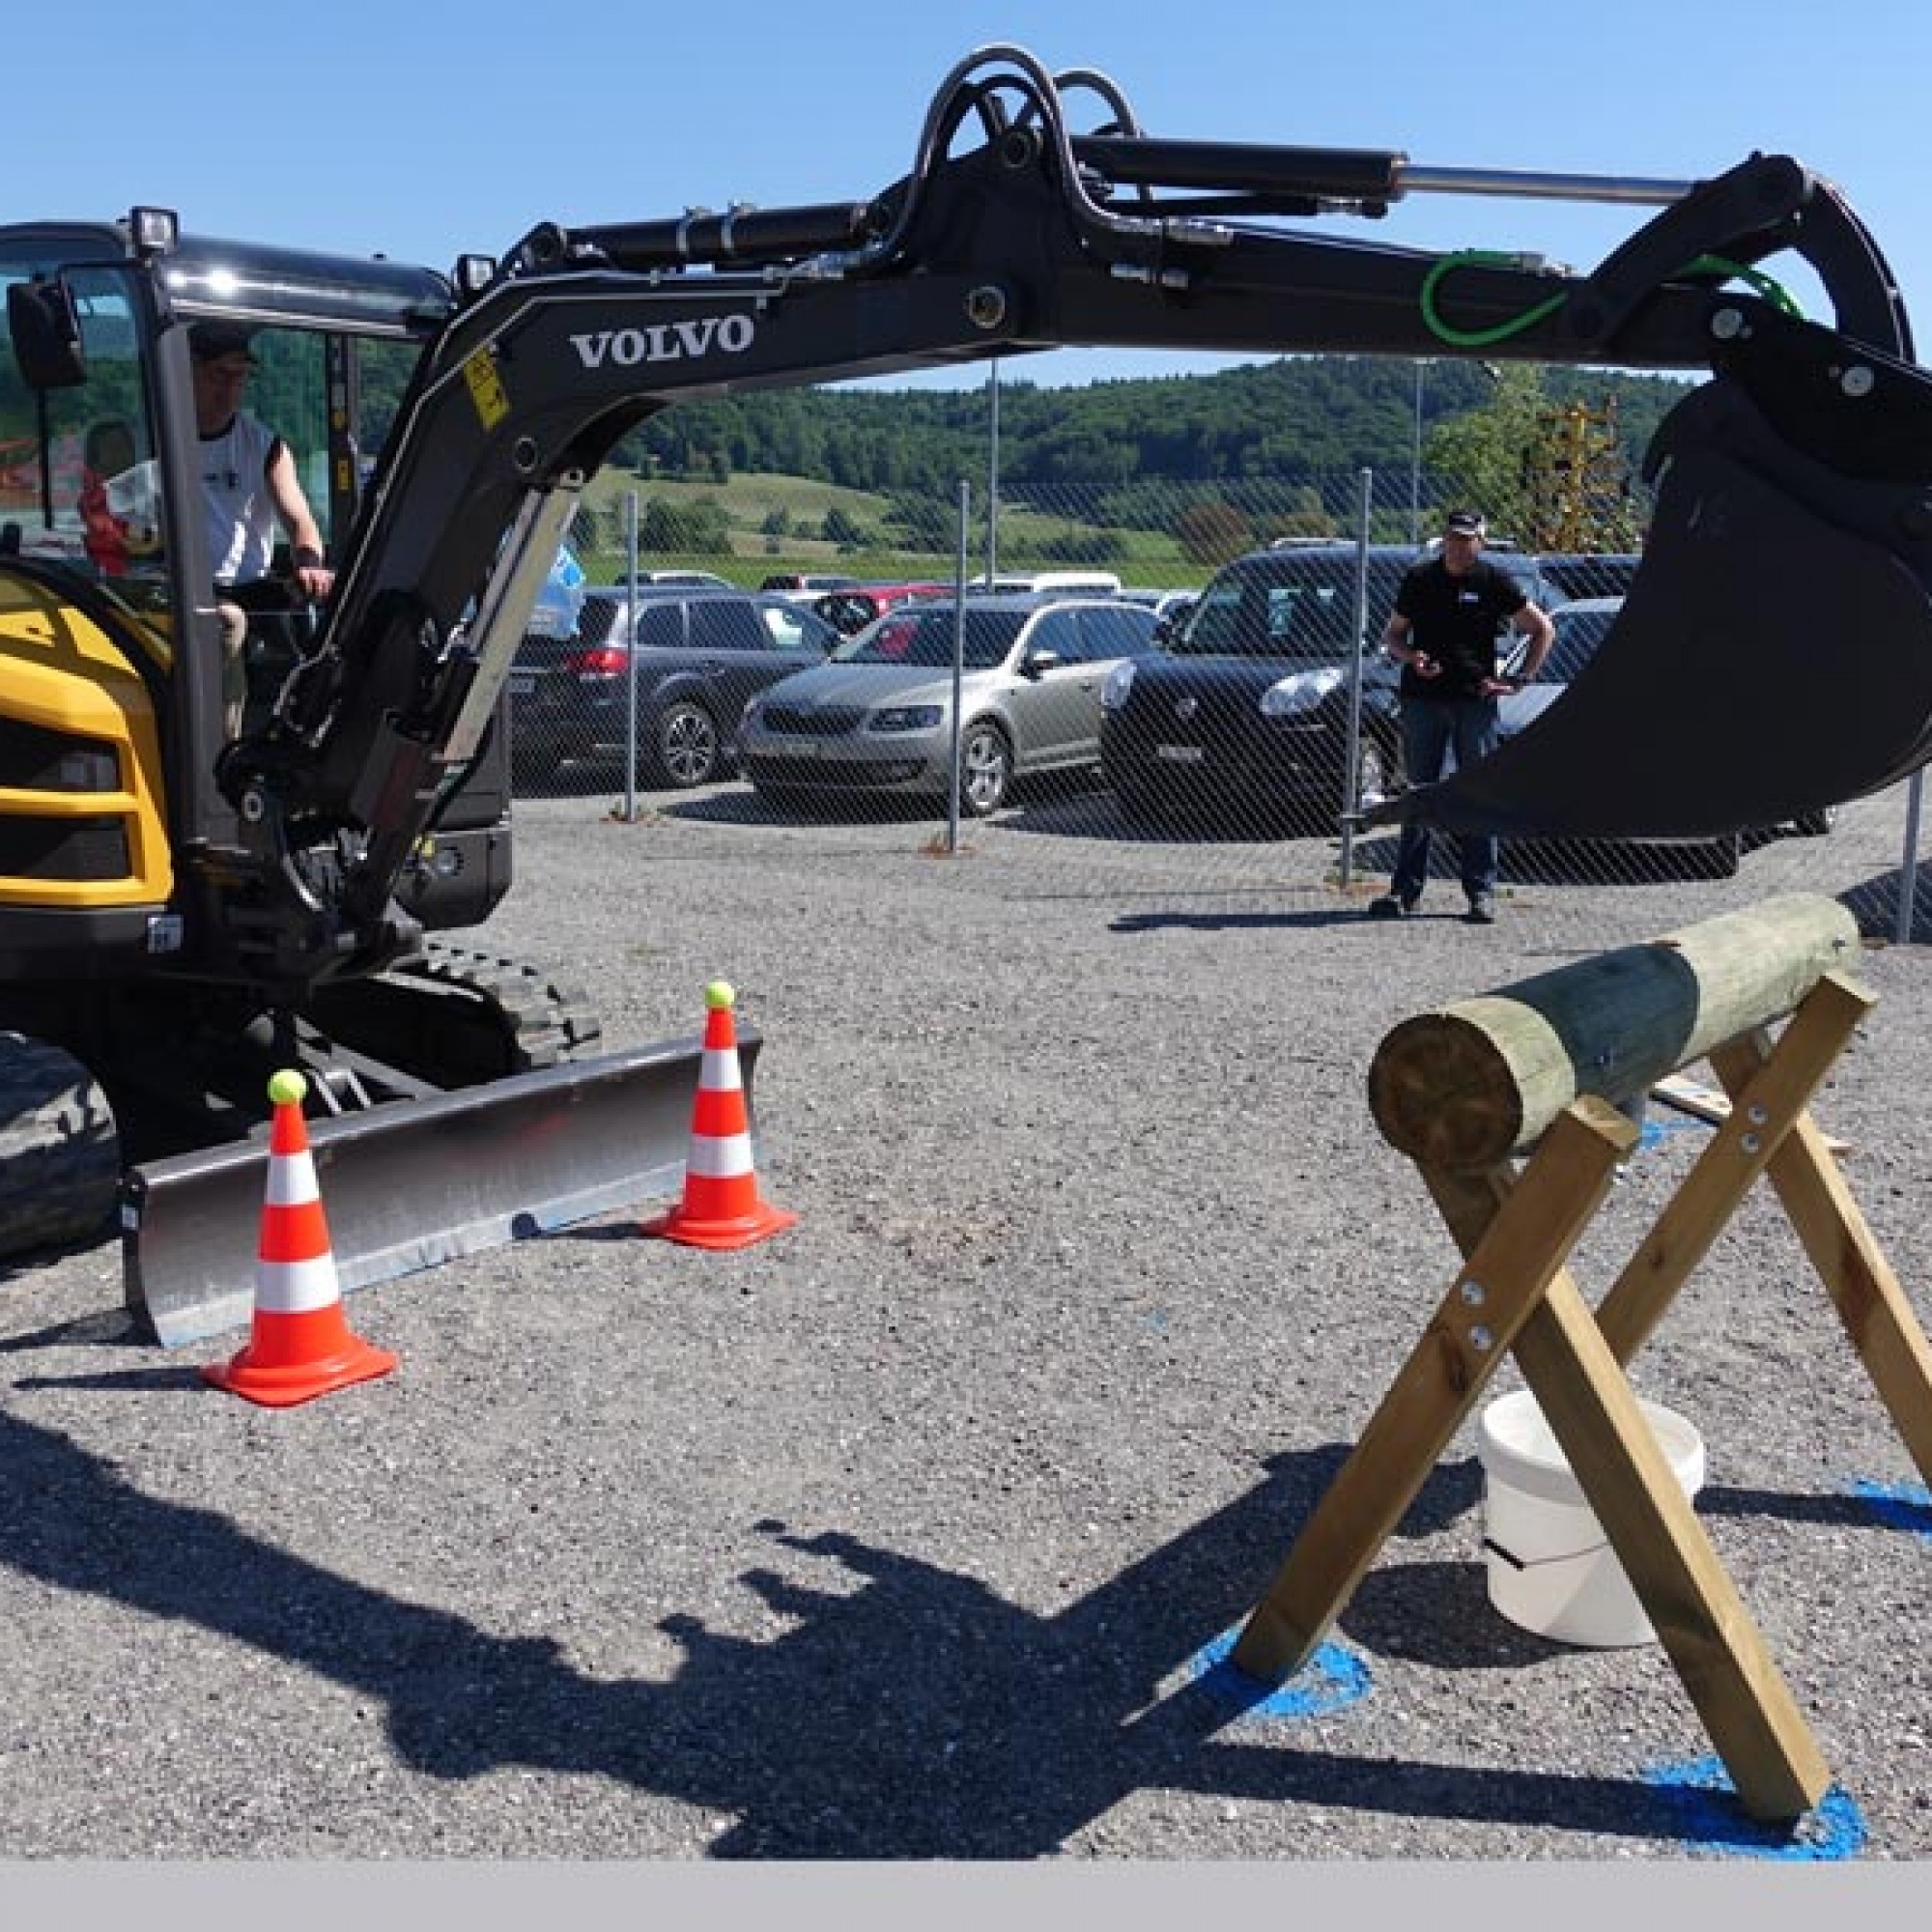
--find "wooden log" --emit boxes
[1367,893,1862,1173]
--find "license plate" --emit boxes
[507,673,536,696]
[1155,744,1205,764]
[771,736,820,758]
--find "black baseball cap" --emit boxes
[187,320,258,364]
[1441,509,1487,538]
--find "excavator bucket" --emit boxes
[121,1032,755,1349]
[1378,366,1932,842]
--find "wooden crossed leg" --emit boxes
[1229,971,1932,1825]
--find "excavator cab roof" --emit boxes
[0,215,452,338]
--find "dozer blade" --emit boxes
[1378,373,1932,842]
[122,1031,757,1349]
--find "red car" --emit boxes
[810,581,949,636]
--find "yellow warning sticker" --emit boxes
[463,350,510,430]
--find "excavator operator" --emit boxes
[187,319,334,734]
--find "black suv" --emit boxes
[1098,540,1556,831]
[509,586,837,787]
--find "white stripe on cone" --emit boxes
[700,1046,743,1090]
[689,1130,754,1179]
[265,1150,321,1207]
[254,1249,343,1316]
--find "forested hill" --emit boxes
[624,354,1691,496]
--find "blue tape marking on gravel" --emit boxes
[1642,1754,1867,1860]
[1636,1117,1706,1151]
[1187,1628,1373,1721]
[1849,1476,1932,1538]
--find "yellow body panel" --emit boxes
[0,574,172,907]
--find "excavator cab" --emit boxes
[0,224,516,977]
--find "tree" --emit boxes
[1422,364,1551,539]
[1520,399,1645,551]
[883,493,955,552]
[820,505,868,550]
[639,496,732,557]
[1175,499,1252,567]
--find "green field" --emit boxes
[575,465,1204,589]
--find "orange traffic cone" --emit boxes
[202,1069,398,1407]
[641,980,797,1250]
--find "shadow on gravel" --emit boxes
[0,1411,1809,1857]
[1839,856,1932,944]
[1699,1478,1932,1534]
[999,790,1334,850]
[1112,904,1379,933]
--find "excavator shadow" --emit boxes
[0,1411,1776,1856]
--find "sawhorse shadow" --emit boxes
[0,1409,1806,1857]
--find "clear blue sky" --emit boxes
[21,1,1932,388]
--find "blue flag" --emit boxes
[528,543,587,638]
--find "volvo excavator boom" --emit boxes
[9,42,1932,1340]
[208,43,1932,938]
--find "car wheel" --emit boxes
[648,700,720,787]
[957,720,1012,816]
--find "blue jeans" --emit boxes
[1389,697,1499,903]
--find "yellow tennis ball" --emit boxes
[268,1068,308,1107]
[704,980,735,1010]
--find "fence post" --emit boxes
[616,489,641,821]
[1338,468,1375,889]
[945,479,971,854]
[985,358,1001,584]
[1897,771,1923,945]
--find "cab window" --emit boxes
[0,261,167,608]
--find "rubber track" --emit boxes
[392,940,605,1071]
[0,1033,122,1257]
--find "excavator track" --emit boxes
[0,1033,122,1263]
[397,941,606,1070]
[307,939,609,1091]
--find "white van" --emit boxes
[967,569,1122,596]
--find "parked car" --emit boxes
[509,586,838,787]
[1099,541,1552,833]
[1537,552,1645,605]
[809,581,950,637]
[607,568,734,590]
[1151,590,1196,643]
[966,569,1123,595]
[1493,595,1834,877]
[737,593,1161,816]
[759,571,862,600]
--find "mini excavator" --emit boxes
[5,43,1930,1340]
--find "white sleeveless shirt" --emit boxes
[198,412,282,584]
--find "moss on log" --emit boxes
[1367,894,1862,1172]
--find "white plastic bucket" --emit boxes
[1476,1389,1706,1648]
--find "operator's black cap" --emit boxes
[187,320,258,364]
[1442,508,1487,537]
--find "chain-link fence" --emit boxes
[503,458,1927,946]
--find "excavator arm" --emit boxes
[221,43,1932,979]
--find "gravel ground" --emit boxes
[2,775,1930,1864]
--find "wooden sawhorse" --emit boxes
[1230,894,1932,1824]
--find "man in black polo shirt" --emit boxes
[1369,509,1554,923]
